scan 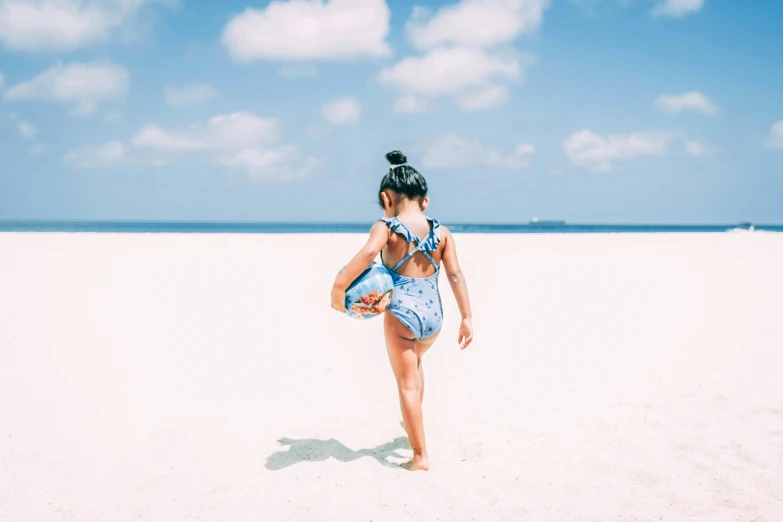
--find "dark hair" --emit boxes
[378,150,428,208]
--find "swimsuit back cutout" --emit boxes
[379,216,441,274]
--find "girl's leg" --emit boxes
[384,313,429,471]
[399,331,440,431]
[419,359,424,404]
[415,331,439,405]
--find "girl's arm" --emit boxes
[441,226,474,349]
[331,221,390,311]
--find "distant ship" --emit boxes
[530,217,566,226]
[731,221,755,232]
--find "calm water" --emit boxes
[1,221,782,234]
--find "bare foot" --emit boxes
[400,455,429,471]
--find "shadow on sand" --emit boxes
[265,436,411,470]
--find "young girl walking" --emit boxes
[330,151,474,471]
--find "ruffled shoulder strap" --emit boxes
[378,216,418,244]
[378,216,442,272]
[421,217,441,252]
[378,216,441,250]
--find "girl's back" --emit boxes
[380,212,443,279]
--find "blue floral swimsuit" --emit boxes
[379,216,443,340]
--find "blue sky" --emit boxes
[0,0,781,223]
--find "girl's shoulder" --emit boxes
[378,215,444,250]
[437,222,452,244]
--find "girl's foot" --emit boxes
[401,454,429,471]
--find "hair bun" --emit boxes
[385,150,407,165]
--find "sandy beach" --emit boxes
[0,231,781,521]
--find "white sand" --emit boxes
[1,231,781,521]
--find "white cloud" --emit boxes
[0,0,173,53]
[308,97,362,137]
[378,47,529,112]
[381,47,516,97]
[221,0,391,62]
[684,139,710,156]
[219,146,320,179]
[219,147,289,170]
[763,120,783,150]
[380,0,545,113]
[3,61,129,115]
[393,94,429,114]
[422,133,535,170]
[321,97,361,126]
[0,71,4,88]
[570,0,703,18]
[164,83,218,107]
[456,84,509,112]
[66,111,317,179]
[563,129,673,172]
[131,112,279,151]
[406,0,549,51]
[652,0,705,18]
[654,91,719,115]
[64,140,127,168]
[131,125,203,151]
[16,120,37,138]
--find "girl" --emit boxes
[330,150,474,471]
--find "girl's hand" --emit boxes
[331,286,347,313]
[458,318,473,350]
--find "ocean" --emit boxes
[1,221,781,234]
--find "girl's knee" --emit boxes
[398,374,422,393]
